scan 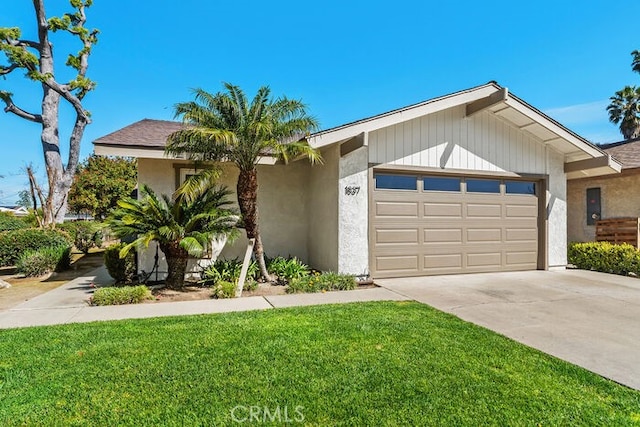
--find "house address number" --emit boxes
[344,186,361,196]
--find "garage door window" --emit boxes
[506,181,536,195]
[375,174,417,190]
[423,176,461,192]
[466,179,500,193]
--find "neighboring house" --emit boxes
[94,82,621,280]
[0,206,28,217]
[567,138,640,243]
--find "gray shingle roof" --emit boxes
[93,119,182,148]
[601,138,640,169]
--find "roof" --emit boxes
[93,119,183,149]
[307,82,620,179]
[92,83,621,177]
[600,138,640,169]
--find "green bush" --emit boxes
[200,258,258,286]
[58,221,103,253]
[266,255,310,284]
[0,212,29,231]
[91,285,152,306]
[287,271,357,293]
[211,280,237,299]
[568,241,640,276]
[0,228,71,267]
[15,244,72,277]
[104,243,137,284]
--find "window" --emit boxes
[179,168,197,184]
[466,179,500,193]
[506,181,536,195]
[423,176,461,192]
[375,174,417,190]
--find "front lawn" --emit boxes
[1,302,639,425]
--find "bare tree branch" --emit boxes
[64,114,87,177]
[26,166,45,228]
[0,92,43,123]
[43,78,90,121]
[0,64,18,75]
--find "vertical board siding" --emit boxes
[369,106,547,174]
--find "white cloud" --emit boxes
[544,100,624,144]
[544,100,610,125]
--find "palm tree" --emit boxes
[165,83,320,281]
[107,175,239,289]
[632,50,640,74]
[607,86,640,140]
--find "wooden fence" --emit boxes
[595,217,640,248]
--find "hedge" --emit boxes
[16,245,72,277]
[0,212,29,232]
[568,241,640,276]
[104,243,137,284]
[0,228,72,267]
[91,285,152,306]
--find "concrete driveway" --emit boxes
[377,269,640,390]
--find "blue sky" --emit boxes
[1,1,639,204]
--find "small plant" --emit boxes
[243,280,258,292]
[0,228,71,267]
[58,221,103,253]
[266,255,310,284]
[287,271,357,293]
[0,212,29,231]
[15,244,72,277]
[200,258,258,286]
[91,285,152,306]
[211,280,236,299]
[104,243,137,284]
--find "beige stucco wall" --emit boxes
[137,158,312,277]
[567,171,640,243]
[307,145,339,272]
[338,146,369,275]
[546,148,567,268]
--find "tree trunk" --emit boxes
[34,1,88,225]
[161,242,188,290]
[237,168,272,281]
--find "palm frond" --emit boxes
[173,168,222,204]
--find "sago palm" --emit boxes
[107,176,239,289]
[165,83,320,281]
[607,86,640,140]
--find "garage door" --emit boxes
[371,173,540,278]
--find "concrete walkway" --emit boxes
[0,266,408,329]
[377,269,640,391]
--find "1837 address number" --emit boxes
[344,186,360,196]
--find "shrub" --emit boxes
[104,243,137,284]
[568,241,640,276]
[211,280,237,299]
[266,255,309,284]
[15,244,72,277]
[58,221,103,253]
[0,212,29,231]
[0,228,71,267]
[287,271,357,293]
[91,285,152,306]
[200,258,258,286]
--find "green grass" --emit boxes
[1,301,639,426]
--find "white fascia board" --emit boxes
[503,98,604,159]
[94,145,278,165]
[94,145,171,159]
[308,85,499,149]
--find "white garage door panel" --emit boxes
[372,174,540,278]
